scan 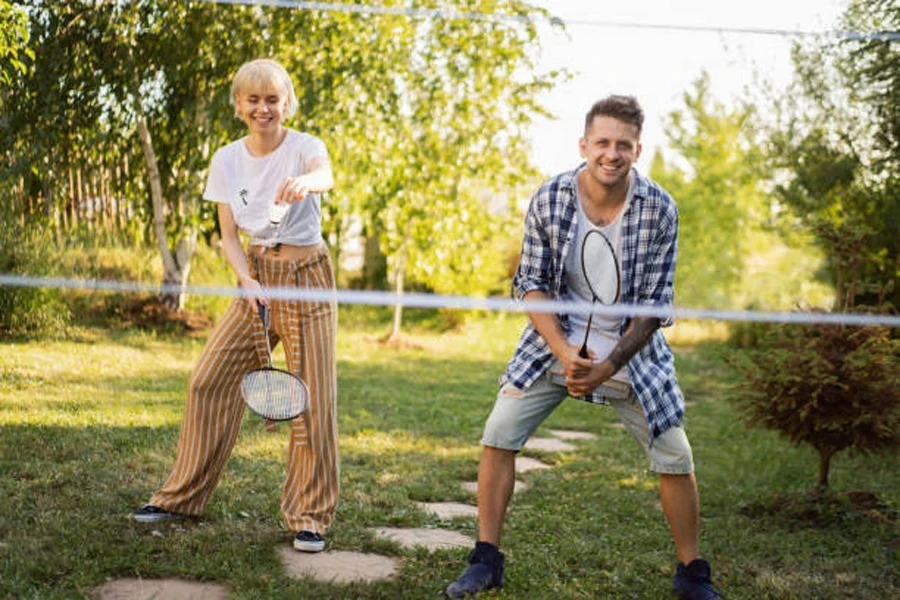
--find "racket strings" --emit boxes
[241,368,307,421]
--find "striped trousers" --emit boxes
[150,246,339,534]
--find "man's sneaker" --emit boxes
[673,558,721,600]
[446,541,504,598]
[131,504,184,523]
[293,530,326,553]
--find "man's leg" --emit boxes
[447,377,566,598]
[609,395,719,599]
[476,445,518,545]
[660,472,700,565]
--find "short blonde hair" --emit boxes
[230,59,299,119]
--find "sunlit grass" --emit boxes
[0,318,896,599]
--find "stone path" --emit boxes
[278,548,400,583]
[92,578,228,600]
[108,428,598,593]
[371,527,472,551]
[416,501,478,519]
[460,479,529,495]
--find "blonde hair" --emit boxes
[230,59,299,119]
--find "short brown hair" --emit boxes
[584,95,644,136]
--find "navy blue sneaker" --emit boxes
[673,558,721,600]
[446,541,504,598]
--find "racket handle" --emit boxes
[579,311,593,359]
[256,301,268,328]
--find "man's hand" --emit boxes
[566,359,616,398]
[558,343,595,381]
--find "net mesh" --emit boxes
[240,368,308,421]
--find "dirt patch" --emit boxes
[92,578,227,600]
[123,297,212,335]
[740,489,896,526]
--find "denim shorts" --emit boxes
[481,362,694,474]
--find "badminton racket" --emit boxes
[577,229,621,359]
[240,303,309,421]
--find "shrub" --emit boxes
[728,321,900,490]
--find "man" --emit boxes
[446,95,720,599]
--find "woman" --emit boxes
[133,58,338,553]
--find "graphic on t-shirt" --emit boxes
[239,189,249,205]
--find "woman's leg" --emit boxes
[149,297,266,516]
[272,250,339,534]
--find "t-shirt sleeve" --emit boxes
[203,151,229,203]
[299,135,329,173]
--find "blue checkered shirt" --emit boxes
[504,164,685,441]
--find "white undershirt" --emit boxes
[563,176,634,382]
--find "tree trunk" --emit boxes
[362,230,388,290]
[133,86,195,311]
[816,447,835,491]
[388,246,407,342]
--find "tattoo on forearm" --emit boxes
[607,317,661,371]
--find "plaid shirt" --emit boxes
[504,164,685,441]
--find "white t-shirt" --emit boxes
[203,129,329,247]
[562,176,634,383]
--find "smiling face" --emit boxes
[234,82,288,135]
[579,115,642,189]
[230,59,298,137]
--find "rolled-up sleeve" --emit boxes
[637,203,678,327]
[512,189,553,300]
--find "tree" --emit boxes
[650,73,769,309]
[766,0,899,310]
[2,1,261,308]
[3,0,561,321]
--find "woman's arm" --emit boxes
[275,156,334,205]
[218,203,265,305]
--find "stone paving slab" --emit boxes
[548,429,599,441]
[524,437,577,452]
[460,480,529,495]
[278,548,399,583]
[416,501,478,519]
[92,579,227,600]
[515,456,552,472]
[372,527,472,551]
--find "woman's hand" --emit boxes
[275,176,311,205]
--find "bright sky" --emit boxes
[529,0,849,176]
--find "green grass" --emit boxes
[0,314,897,599]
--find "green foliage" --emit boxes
[0,0,31,87]
[650,73,826,310]
[767,0,900,308]
[0,223,69,337]
[3,1,561,322]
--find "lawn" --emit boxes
[0,310,896,599]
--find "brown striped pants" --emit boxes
[149,245,339,534]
